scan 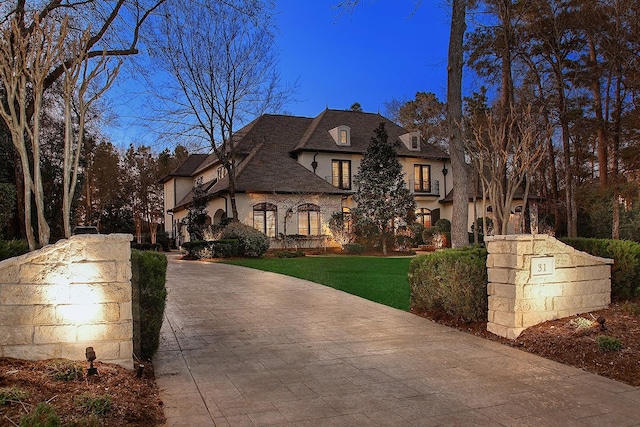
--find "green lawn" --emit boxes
[221,256,412,311]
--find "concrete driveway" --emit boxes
[154,255,640,426]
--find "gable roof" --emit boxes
[171,109,450,209]
[159,153,208,183]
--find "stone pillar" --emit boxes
[0,234,134,368]
[485,234,612,339]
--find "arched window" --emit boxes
[298,203,320,235]
[416,208,432,227]
[253,203,277,237]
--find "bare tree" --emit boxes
[468,104,548,234]
[61,29,121,238]
[0,14,65,248]
[0,0,164,248]
[148,0,289,221]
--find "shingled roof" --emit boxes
[171,110,450,209]
[293,109,450,160]
[158,153,208,183]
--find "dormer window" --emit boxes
[400,132,421,151]
[217,166,227,180]
[340,129,348,144]
[329,125,351,146]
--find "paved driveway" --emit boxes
[154,255,640,426]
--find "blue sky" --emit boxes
[105,1,454,150]
[274,0,452,117]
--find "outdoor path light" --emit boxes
[86,346,98,376]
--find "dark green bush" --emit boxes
[344,243,365,254]
[131,250,168,360]
[409,246,488,322]
[596,335,622,352]
[156,231,172,251]
[561,238,640,300]
[19,402,61,427]
[210,239,240,258]
[274,250,305,258]
[0,239,29,261]
[409,223,425,246]
[434,218,451,232]
[180,240,209,259]
[221,222,269,257]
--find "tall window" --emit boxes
[340,129,348,144]
[414,164,431,192]
[332,160,351,190]
[253,203,277,237]
[416,208,432,227]
[298,203,320,235]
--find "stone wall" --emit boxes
[0,234,133,368]
[485,234,612,339]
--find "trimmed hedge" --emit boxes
[181,240,209,259]
[131,249,168,360]
[0,239,29,261]
[409,246,488,322]
[344,243,365,254]
[561,237,640,300]
[210,239,241,258]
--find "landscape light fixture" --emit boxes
[86,346,98,376]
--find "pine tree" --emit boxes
[353,123,415,254]
[186,180,209,241]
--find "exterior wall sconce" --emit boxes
[86,346,98,376]
[312,152,319,174]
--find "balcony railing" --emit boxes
[324,176,440,196]
[409,179,440,196]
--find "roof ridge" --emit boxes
[296,109,328,149]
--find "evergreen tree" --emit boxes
[353,123,415,254]
[185,180,209,241]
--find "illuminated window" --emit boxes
[414,165,431,192]
[332,160,351,190]
[340,129,348,144]
[416,208,432,227]
[298,204,320,235]
[253,203,277,237]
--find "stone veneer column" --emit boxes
[0,234,134,368]
[485,234,612,339]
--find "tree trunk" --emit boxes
[448,0,469,248]
[587,34,608,187]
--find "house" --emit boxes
[161,109,453,248]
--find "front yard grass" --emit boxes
[221,256,411,311]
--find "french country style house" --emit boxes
[161,109,457,248]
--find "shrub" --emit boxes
[561,238,640,299]
[596,335,622,352]
[75,393,112,416]
[0,387,28,405]
[434,218,451,232]
[409,246,488,322]
[0,239,29,261]
[156,231,172,251]
[46,360,83,381]
[221,222,269,257]
[344,243,365,254]
[131,250,168,359]
[409,223,425,246]
[180,240,209,259]
[19,402,61,427]
[210,239,240,258]
[274,250,305,258]
[621,301,640,316]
